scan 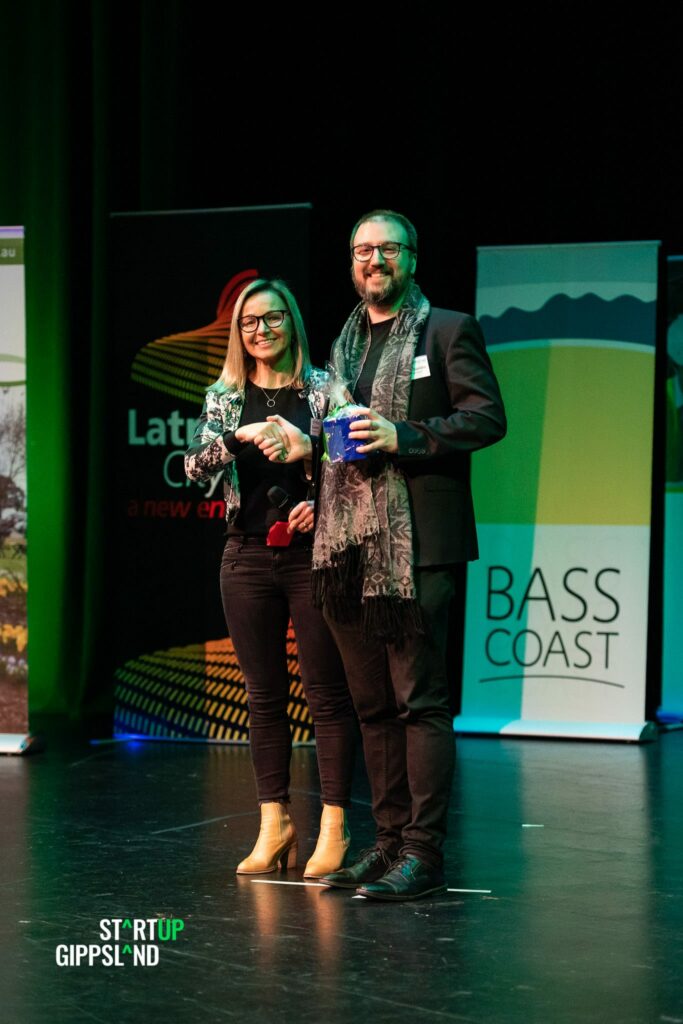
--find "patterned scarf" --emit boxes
[312,283,431,642]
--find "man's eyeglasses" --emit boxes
[351,242,415,262]
[238,310,289,332]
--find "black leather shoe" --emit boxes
[319,847,395,889]
[357,855,446,901]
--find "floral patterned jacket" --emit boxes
[184,368,329,525]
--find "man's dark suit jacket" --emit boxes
[394,308,506,567]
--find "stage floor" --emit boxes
[1,727,682,1024]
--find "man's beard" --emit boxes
[352,267,411,308]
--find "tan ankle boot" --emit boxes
[303,805,351,879]
[236,802,298,874]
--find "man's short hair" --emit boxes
[349,209,418,253]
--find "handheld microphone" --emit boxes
[267,486,296,518]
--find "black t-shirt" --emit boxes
[353,317,395,406]
[228,381,311,535]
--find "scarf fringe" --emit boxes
[312,543,423,645]
[360,595,424,647]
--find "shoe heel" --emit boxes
[236,803,297,874]
[282,843,298,869]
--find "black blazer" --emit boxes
[394,308,506,566]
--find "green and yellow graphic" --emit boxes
[459,242,659,741]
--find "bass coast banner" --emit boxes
[0,227,28,739]
[457,242,660,741]
[111,206,313,742]
[661,257,683,719]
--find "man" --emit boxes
[311,209,506,901]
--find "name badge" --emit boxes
[411,355,431,380]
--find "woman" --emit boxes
[185,277,355,877]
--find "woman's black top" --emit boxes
[225,381,311,536]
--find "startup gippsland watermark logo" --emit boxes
[55,917,185,968]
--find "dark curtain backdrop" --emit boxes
[1,2,682,717]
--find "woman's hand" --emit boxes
[288,500,314,534]
[348,408,398,453]
[265,414,313,463]
[234,420,288,459]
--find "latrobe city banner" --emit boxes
[111,206,313,742]
[457,242,660,741]
[0,227,28,739]
[661,257,683,719]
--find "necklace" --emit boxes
[257,384,286,408]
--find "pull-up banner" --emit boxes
[0,227,28,743]
[661,256,683,720]
[457,242,660,742]
[110,205,313,742]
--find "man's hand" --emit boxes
[348,408,398,454]
[288,500,314,533]
[235,420,288,460]
[266,414,313,463]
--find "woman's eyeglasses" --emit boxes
[238,310,289,332]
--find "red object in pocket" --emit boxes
[266,521,293,547]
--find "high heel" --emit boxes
[303,805,351,879]
[236,802,298,874]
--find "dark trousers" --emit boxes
[324,567,456,867]
[220,537,356,806]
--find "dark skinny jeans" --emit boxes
[220,536,356,806]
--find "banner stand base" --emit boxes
[0,733,43,755]
[453,717,658,743]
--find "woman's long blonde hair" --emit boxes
[216,277,312,391]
